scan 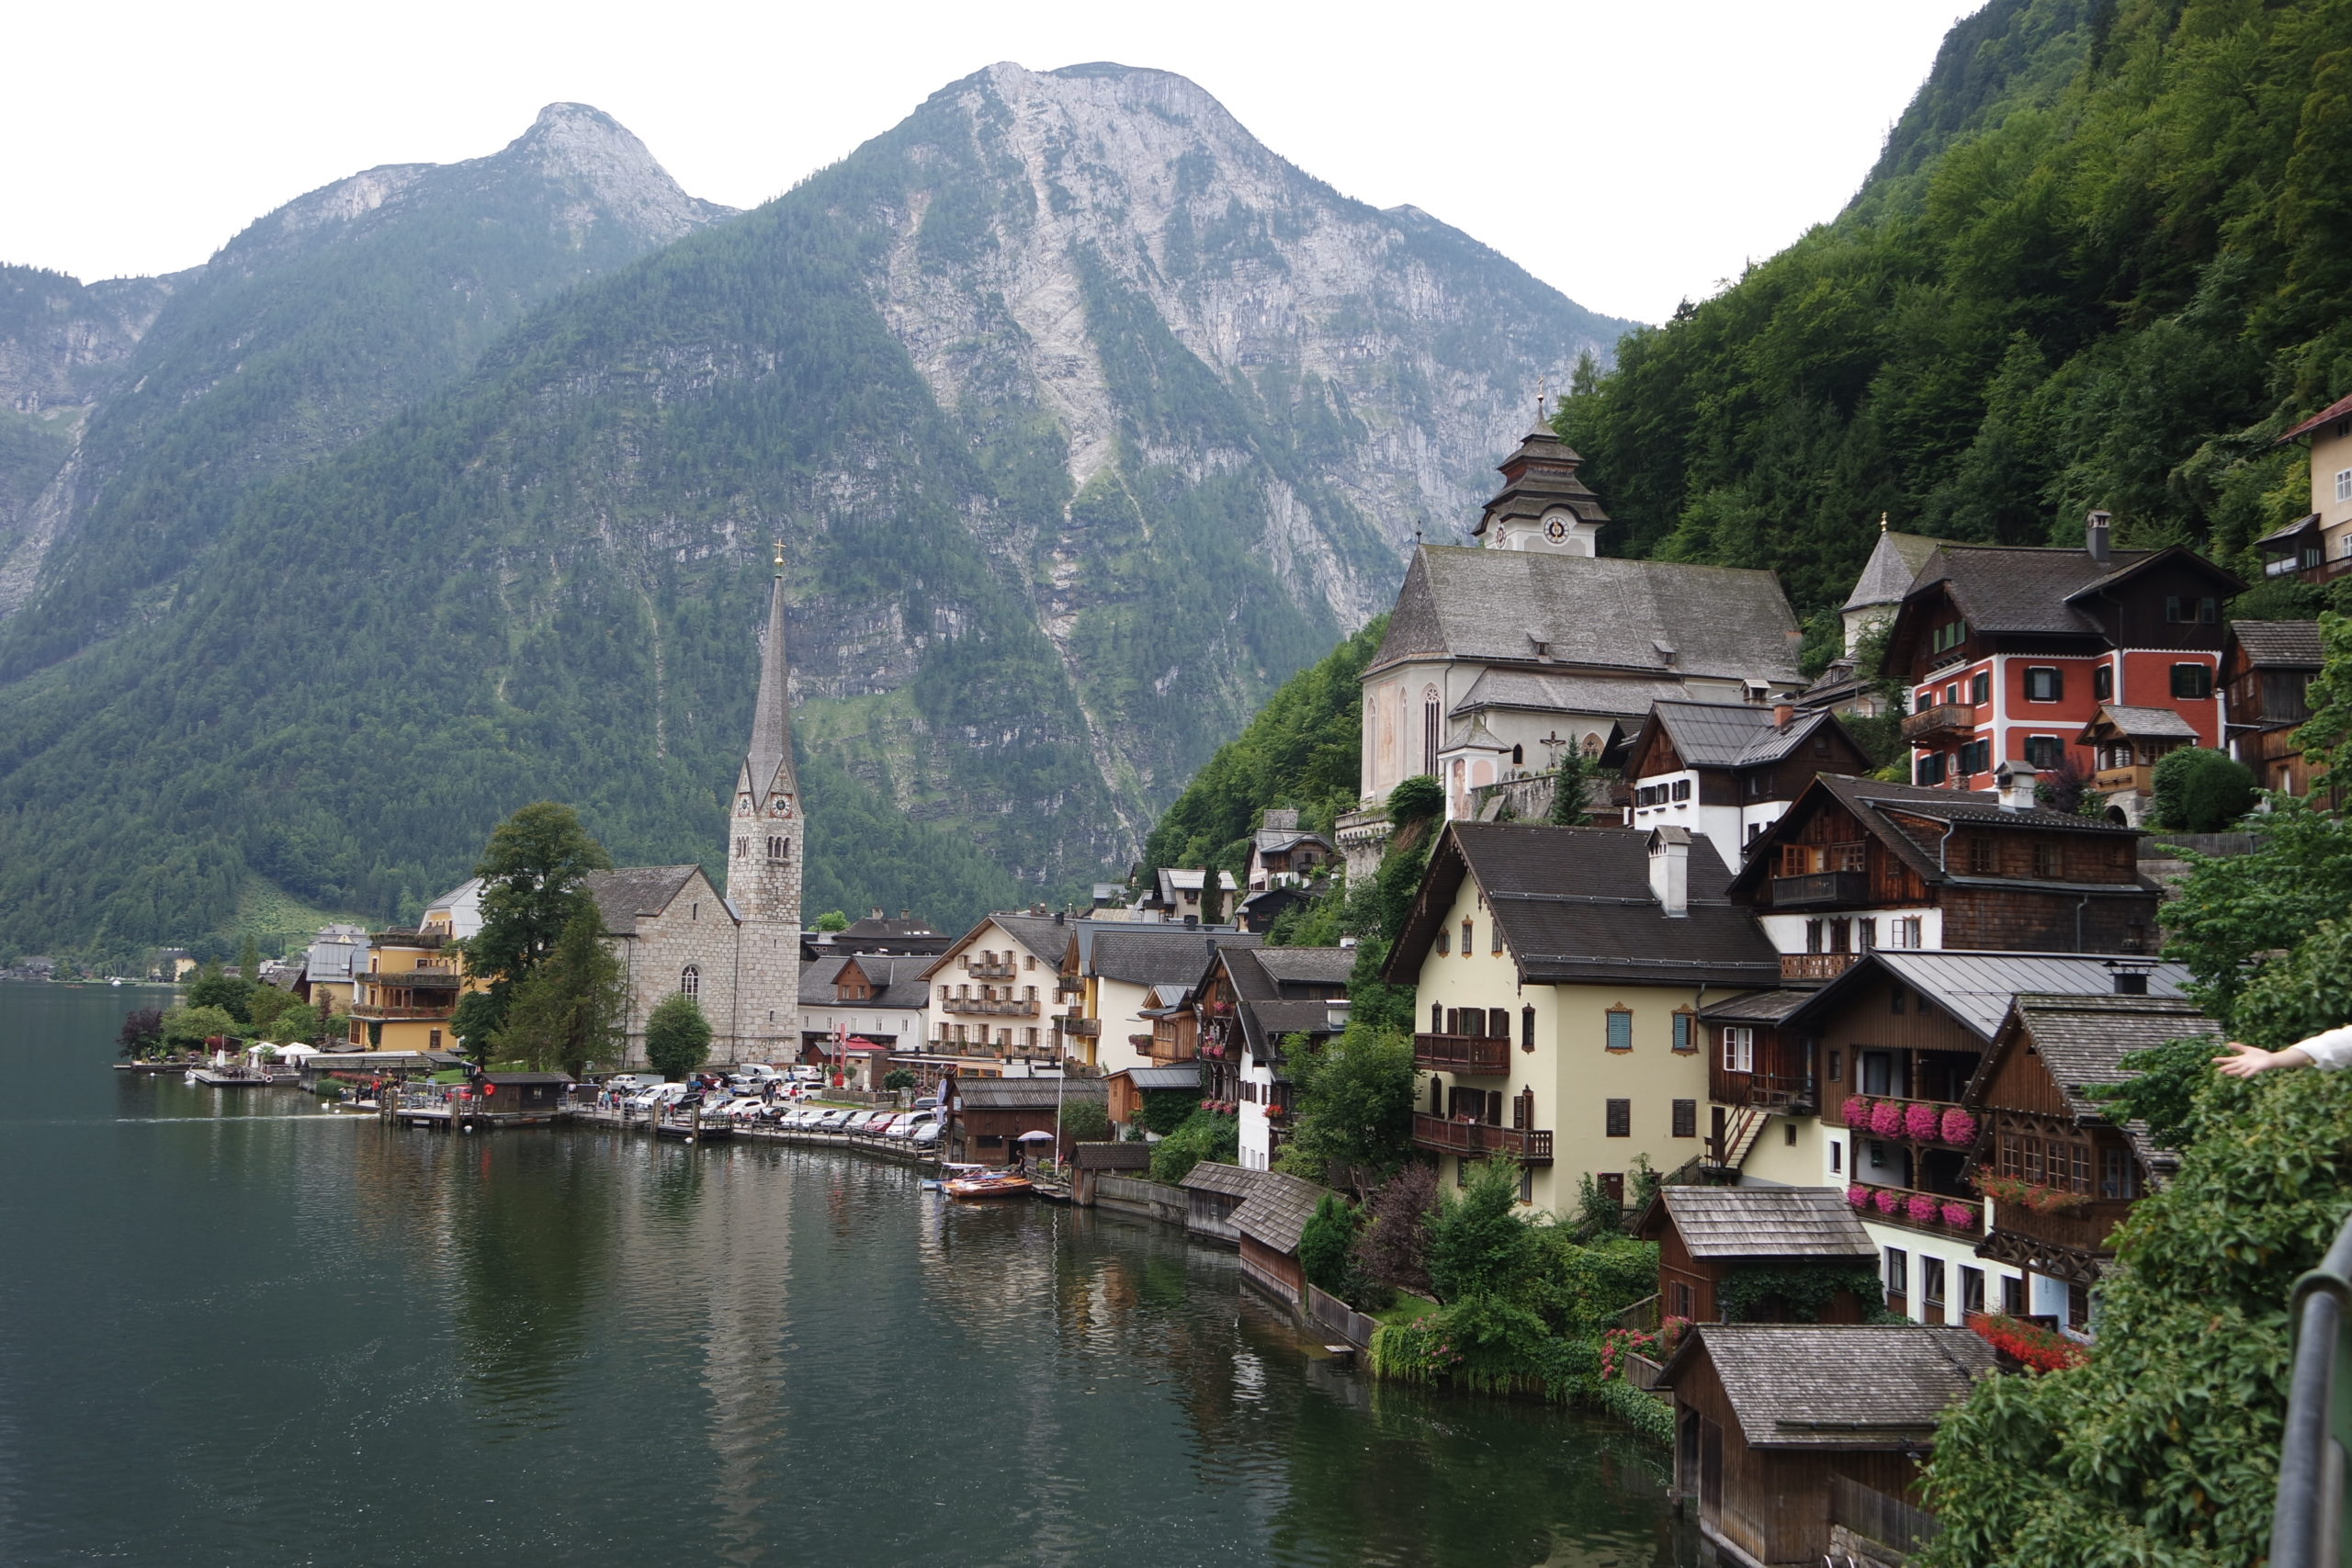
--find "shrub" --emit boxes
[1148,1110,1238,1184]
[1427,1158,1539,1303]
[1058,1099,1110,1144]
[2150,746,2256,833]
[643,993,712,1081]
[1136,1088,1198,1136]
[1354,1162,1439,1294]
[1298,1192,1360,1296]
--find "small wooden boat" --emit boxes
[943,1169,1035,1200]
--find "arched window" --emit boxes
[1511,743,1524,766]
[680,965,700,998]
[1430,1002,1443,1033]
[1423,688,1442,775]
[1580,732,1602,759]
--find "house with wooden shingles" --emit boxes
[1386,821,1781,1211]
[1658,1324,1996,1568]
[2222,618,2324,795]
[1634,1187,1879,1326]
[1962,991,2208,1334]
[1229,1168,1328,1309]
[1187,944,1353,1170]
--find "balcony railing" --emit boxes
[1712,1066,1814,1111]
[1057,1016,1101,1038]
[1984,1197,2135,1255]
[1781,953,1860,981]
[1840,1095,1977,1146]
[938,997,1039,1017]
[1410,1113,1554,1165]
[1850,1181,1983,1236]
[1902,703,1977,742]
[2094,765,2155,798]
[1769,871,1870,908]
[963,958,1017,979]
[1412,1032,1512,1074]
[348,1005,457,1022]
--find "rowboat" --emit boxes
[943,1169,1035,1200]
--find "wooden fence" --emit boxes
[1832,1475,1939,1558]
[1306,1284,1379,1349]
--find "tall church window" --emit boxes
[735,837,748,860]
[1423,688,1441,775]
[680,965,700,998]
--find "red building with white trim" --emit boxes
[1883,514,2243,821]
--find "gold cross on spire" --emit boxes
[773,537,785,575]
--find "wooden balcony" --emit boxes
[1711,1066,1813,1111]
[349,1004,458,1022]
[939,997,1039,1017]
[1410,1112,1553,1165]
[963,958,1017,979]
[1902,703,1977,742]
[2094,764,2155,797]
[1851,1181,1983,1237]
[1412,1032,1511,1074]
[1983,1197,2134,1256]
[1781,953,1859,981]
[1057,1015,1101,1038]
[1769,871,1870,908]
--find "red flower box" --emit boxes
[1870,1101,1905,1138]
[1941,1201,1976,1229]
[1842,1097,1874,1130]
[1967,1312,2087,1373]
[1904,1103,1940,1141]
[1872,1188,1901,1215]
[1847,1185,1870,1210]
[1905,1192,1939,1225]
[1939,1108,1979,1146]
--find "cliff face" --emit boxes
[0,71,1630,960]
[0,102,731,649]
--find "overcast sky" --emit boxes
[5,0,1976,326]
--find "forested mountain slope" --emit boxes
[0,103,731,667]
[0,64,1628,964]
[1560,0,2352,628]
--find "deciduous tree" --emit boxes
[640,990,712,1082]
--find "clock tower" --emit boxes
[1469,418,1608,556]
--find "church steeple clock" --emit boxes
[728,540,803,938]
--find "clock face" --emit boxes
[1544,516,1568,541]
[771,797,792,818]
[736,796,752,817]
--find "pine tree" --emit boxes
[493,905,626,1076]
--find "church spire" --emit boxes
[741,540,797,807]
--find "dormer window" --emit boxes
[1931,618,1969,654]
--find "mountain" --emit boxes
[1557,0,2352,646]
[0,103,732,658]
[0,66,1631,964]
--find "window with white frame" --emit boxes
[1722,1025,1755,1073]
[2337,468,2351,503]
[1891,916,1924,949]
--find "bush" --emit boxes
[1058,1098,1110,1144]
[1148,1110,1238,1184]
[1136,1087,1198,1137]
[1594,1379,1674,1446]
[118,1007,164,1057]
[1426,1158,1540,1303]
[2150,747,2256,833]
[882,1068,916,1093]
[1354,1162,1439,1295]
[1298,1192,1360,1295]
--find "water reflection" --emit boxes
[3,984,1698,1568]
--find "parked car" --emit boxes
[864,1113,901,1136]
[910,1122,941,1145]
[912,1096,939,1112]
[812,1109,853,1131]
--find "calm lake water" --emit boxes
[0,981,1698,1568]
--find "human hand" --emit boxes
[2214,1042,2292,1078]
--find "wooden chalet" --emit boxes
[1659,1325,1996,1568]
[475,1072,572,1113]
[1634,1187,1877,1325]
[940,1076,1108,1164]
[2222,619,2324,795]
[1228,1168,1327,1308]
[1725,773,2159,966]
[1179,1161,1261,1246]
[1962,992,2209,1332]
[2076,704,2201,822]
[1622,698,1874,871]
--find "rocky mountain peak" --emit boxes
[503,101,737,240]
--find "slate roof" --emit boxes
[1090,928,1262,986]
[1452,668,1691,721]
[1643,1187,1877,1260]
[1107,1064,1201,1091]
[842,913,941,938]
[1698,988,1819,1024]
[1977,993,2217,1165]
[1842,530,1946,612]
[2231,619,2326,668]
[922,912,1071,978]
[1637,699,1843,770]
[582,866,709,935]
[481,1071,575,1086]
[1660,1325,1997,1449]
[1787,951,2192,1042]
[1371,545,1803,685]
[1904,543,2243,643]
[951,1078,1109,1111]
[1179,1161,1264,1200]
[2254,513,2324,547]
[1470,424,1614,536]
[1389,822,1781,988]
[2082,704,2201,741]
[2280,391,2352,443]
[1254,949,1357,987]
[1229,1170,1330,1255]
[798,953,932,1010]
[1070,1142,1154,1170]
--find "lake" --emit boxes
[0,981,1699,1567]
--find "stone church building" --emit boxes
[585,552,804,1067]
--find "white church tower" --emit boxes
[728,542,804,1058]
[1468,418,1608,555]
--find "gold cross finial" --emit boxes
[1880,512,1890,532]
[772,538,785,575]
[1538,375,1547,420]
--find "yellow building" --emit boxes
[1386,822,1780,1211]
[348,928,473,1054]
[2257,391,2352,580]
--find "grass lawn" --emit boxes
[1371,1293,1439,1327]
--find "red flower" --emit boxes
[1939,1108,1979,1146]
[1870,1100,1905,1138]
[1842,1097,1874,1130]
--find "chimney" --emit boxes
[1996,761,2038,812]
[2108,959,2154,995]
[1647,827,1690,917]
[1054,909,1066,926]
[1772,702,1795,729]
[2086,509,2112,564]
[1183,914,1199,929]
[871,907,884,920]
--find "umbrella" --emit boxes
[1015,1130,1057,1142]
[277,1042,320,1058]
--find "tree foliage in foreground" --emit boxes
[1273,1023,1418,1191]
[640,991,712,1082]
[465,802,611,1048]
[499,905,629,1076]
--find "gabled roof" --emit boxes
[798,953,932,1010]
[1070,1142,1154,1170]
[2279,391,2352,443]
[1451,668,1689,722]
[2079,704,2201,742]
[1658,1325,1996,1449]
[1369,545,1803,685]
[2254,513,2324,548]
[1179,1161,1263,1200]
[1637,1187,1877,1260]
[1784,950,2192,1042]
[920,912,1070,978]
[1842,529,1947,613]
[481,1071,574,1086]
[1254,949,1356,988]
[950,1078,1109,1111]
[1387,822,1781,988]
[1908,544,2154,637]
[1088,928,1261,986]
[1229,1170,1330,1255]
[1253,826,1333,856]
[582,866,719,935]
[1727,773,2152,905]
[842,912,940,938]
[1630,699,1852,773]
[2229,619,2325,668]
[1972,992,2217,1164]
[1106,1064,1201,1090]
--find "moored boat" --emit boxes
[943,1168,1035,1200]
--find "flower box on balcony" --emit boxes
[1842,1097,1875,1130]
[1973,1173,2089,1213]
